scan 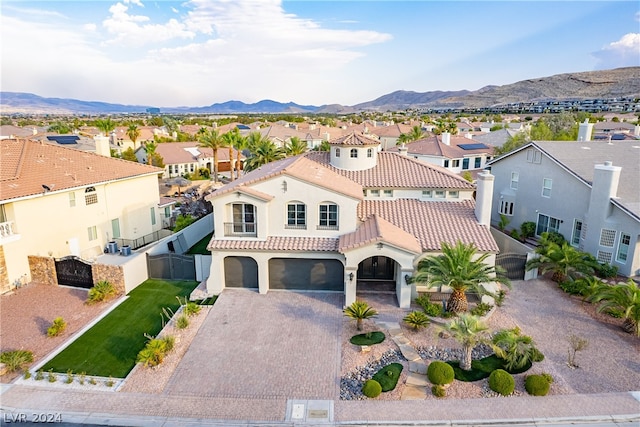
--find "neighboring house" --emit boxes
[111,126,167,152]
[473,128,520,149]
[204,132,499,308]
[487,141,640,278]
[135,141,243,179]
[0,125,43,140]
[387,132,494,175]
[0,139,164,293]
[367,123,413,150]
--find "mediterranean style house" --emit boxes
[487,140,639,278]
[205,132,499,307]
[0,139,164,293]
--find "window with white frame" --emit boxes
[335,148,340,157]
[510,172,519,190]
[571,219,583,247]
[422,190,432,198]
[286,202,306,228]
[536,213,561,235]
[85,187,98,205]
[462,158,470,170]
[499,200,514,215]
[318,203,338,229]
[434,190,445,198]
[448,190,459,198]
[443,159,449,168]
[599,229,616,247]
[452,159,460,168]
[232,203,256,234]
[527,149,542,164]
[474,157,481,168]
[597,250,613,264]
[542,178,552,197]
[383,189,393,197]
[616,233,630,263]
[69,192,76,207]
[367,148,373,158]
[350,148,358,158]
[370,189,380,197]
[87,225,98,241]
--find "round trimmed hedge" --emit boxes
[431,384,447,398]
[362,379,382,398]
[525,374,551,396]
[427,361,455,385]
[488,369,515,396]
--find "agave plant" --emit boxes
[343,301,378,331]
[403,311,430,330]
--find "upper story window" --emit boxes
[335,148,340,158]
[383,189,393,197]
[452,159,460,168]
[226,203,256,236]
[350,148,358,158]
[542,178,552,198]
[448,190,459,198]
[434,190,445,198]
[527,149,542,164]
[443,159,449,168]
[318,203,338,229]
[370,189,380,197]
[422,190,432,198]
[286,202,306,229]
[474,157,481,168]
[510,172,519,190]
[69,192,76,207]
[462,158,470,170]
[85,187,98,205]
[367,148,373,158]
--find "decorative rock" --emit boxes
[408,361,427,374]
[398,344,421,362]
[360,345,371,353]
[401,385,428,400]
[406,372,429,387]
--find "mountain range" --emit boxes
[1,67,638,115]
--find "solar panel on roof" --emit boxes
[47,135,79,145]
[611,134,625,140]
[458,143,489,150]
[236,125,250,130]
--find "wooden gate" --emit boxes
[54,256,94,288]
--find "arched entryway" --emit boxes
[357,256,396,293]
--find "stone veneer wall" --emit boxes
[28,256,57,286]
[0,246,9,293]
[92,263,125,295]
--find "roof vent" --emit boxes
[603,161,613,167]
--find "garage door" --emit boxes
[268,258,344,291]
[224,256,258,288]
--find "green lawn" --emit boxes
[187,232,213,255]
[41,279,198,378]
[447,355,532,382]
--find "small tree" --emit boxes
[566,334,588,368]
[492,327,544,371]
[343,301,378,331]
[442,314,490,371]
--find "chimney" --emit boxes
[398,144,408,156]
[474,171,494,227]
[634,124,640,138]
[94,135,111,157]
[583,161,622,256]
[441,132,451,146]
[577,119,593,142]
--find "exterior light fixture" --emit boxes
[349,272,354,282]
[282,180,288,193]
[377,242,383,249]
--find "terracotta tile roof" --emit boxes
[234,186,274,202]
[329,132,381,146]
[339,214,421,253]
[208,236,339,251]
[207,155,364,201]
[368,123,413,138]
[0,139,162,202]
[387,134,494,158]
[358,199,499,252]
[306,151,474,189]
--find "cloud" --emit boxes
[592,33,640,69]
[84,23,97,31]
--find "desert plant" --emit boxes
[343,301,378,331]
[494,290,506,307]
[566,334,588,368]
[492,327,544,371]
[541,372,554,384]
[525,374,551,396]
[47,369,57,383]
[520,222,536,240]
[594,262,618,279]
[23,370,32,380]
[183,301,201,317]
[403,311,430,330]
[0,350,34,373]
[510,229,521,241]
[414,295,442,316]
[87,280,117,304]
[442,314,490,371]
[361,379,382,398]
[488,369,515,396]
[526,237,596,283]
[427,361,455,385]
[176,314,190,329]
[470,302,493,316]
[88,377,97,385]
[79,372,86,385]
[588,279,640,336]
[35,369,44,381]
[65,369,74,384]
[105,376,114,387]
[47,317,67,337]
[498,214,510,232]
[432,384,447,398]
[136,335,175,367]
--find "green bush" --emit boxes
[362,379,382,398]
[470,302,493,316]
[372,363,403,392]
[494,290,506,307]
[136,335,175,368]
[510,229,521,241]
[87,281,117,304]
[0,350,34,372]
[414,295,442,317]
[403,311,430,330]
[525,374,551,396]
[431,384,447,398]
[47,317,67,337]
[545,231,565,245]
[349,331,385,346]
[176,315,190,329]
[427,361,455,385]
[541,372,554,384]
[488,369,515,396]
[183,301,201,317]
[595,262,618,279]
[520,222,536,240]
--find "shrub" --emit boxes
[541,372,554,384]
[372,363,403,392]
[427,361,455,385]
[520,222,536,240]
[47,369,57,383]
[488,369,515,396]
[414,294,442,317]
[362,379,382,398]
[403,311,430,330]
[23,370,32,380]
[35,369,44,381]
[87,281,117,304]
[545,231,565,245]
[558,280,583,295]
[0,350,34,372]
[494,290,506,307]
[349,331,385,346]
[176,315,190,329]
[432,384,447,398]
[47,317,67,337]
[65,369,74,384]
[525,374,551,396]
[510,229,521,241]
[136,335,175,367]
[183,301,201,317]
[595,262,618,279]
[470,302,493,316]
[492,327,544,371]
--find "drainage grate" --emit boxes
[286,399,333,423]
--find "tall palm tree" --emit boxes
[414,241,510,313]
[525,237,596,283]
[284,136,308,156]
[407,125,425,141]
[95,118,116,135]
[144,140,158,166]
[244,132,285,172]
[588,279,640,336]
[198,129,224,182]
[343,301,378,331]
[442,314,489,371]
[222,129,241,181]
[397,133,411,145]
[127,124,141,147]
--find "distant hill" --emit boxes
[1,67,638,114]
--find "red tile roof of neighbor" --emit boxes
[358,199,498,252]
[387,134,494,158]
[339,214,422,254]
[0,139,162,202]
[328,132,381,146]
[208,236,339,251]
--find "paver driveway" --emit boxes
[164,290,343,400]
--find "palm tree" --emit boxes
[397,133,411,145]
[525,238,595,283]
[198,129,224,182]
[343,301,378,331]
[407,125,425,141]
[244,132,285,172]
[588,279,640,336]
[144,140,158,166]
[284,136,308,156]
[491,327,544,371]
[126,124,141,147]
[414,241,511,313]
[442,314,489,371]
[95,118,116,135]
[222,129,242,181]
